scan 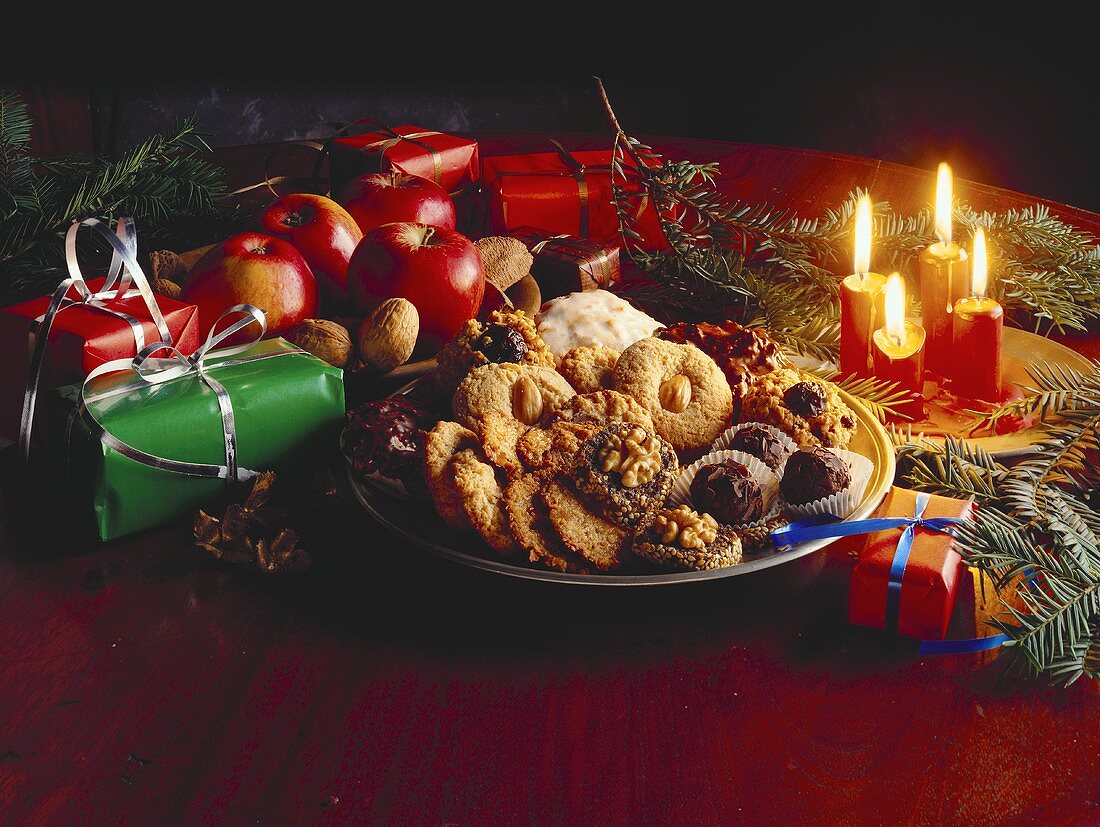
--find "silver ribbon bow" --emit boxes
[19,217,173,464]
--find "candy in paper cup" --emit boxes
[780,448,874,519]
[710,422,798,472]
[668,448,782,533]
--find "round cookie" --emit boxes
[552,390,654,431]
[451,449,518,557]
[558,344,620,394]
[739,368,857,448]
[423,420,482,531]
[612,338,733,452]
[632,506,743,572]
[516,421,599,472]
[434,309,555,396]
[504,471,590,573]
[541,477,627,572]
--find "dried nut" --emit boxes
[153,278,182,299]
[597,425,663,488]
[286,319,353,368]
[659,374,692,412]
[358,298,419,373]
[511,376,544,425]
[148,249,187,283]
[654,505,718,549]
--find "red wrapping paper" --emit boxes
[482,148,668,250]
[511,229,621,299]
[0,278,200,442]
[848,487,974,640]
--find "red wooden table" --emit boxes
[2,135,1098,825]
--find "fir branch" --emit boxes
[807,368,916,423]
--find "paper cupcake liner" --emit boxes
[710,422,798,473]
[780,448,874,520]
[667,449,782,532]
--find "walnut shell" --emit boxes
[358,298,419,373]
[286,319,353,368]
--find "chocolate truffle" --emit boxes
[780,447,851,505]
[689,459,765,526]
[783,381,827,418]
[728,424,788,470]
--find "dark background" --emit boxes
[5,4,1098,211]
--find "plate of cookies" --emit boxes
[344,290,895,585]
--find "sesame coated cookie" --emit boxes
[739,368,857,449]
[558,344,620,394]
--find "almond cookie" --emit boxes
[451,449,518,557]
[516,420,599,472]
[504,471,590,573]
[739,368,857,449]
[612,338,733,452]
[542,476,628,572]
[558,344,620,394]
[552,390,654,432]
[423,420,483,530]
[434,309,555,396]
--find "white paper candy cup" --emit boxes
[710,422,798,473]
[781,448,874,519]
[668,449,782,531]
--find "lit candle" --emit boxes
[872,273,926,420]
[840,194,887,377]
[919,163,970,376]
[951,229,1003,401]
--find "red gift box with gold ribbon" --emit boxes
[482,144,668,250]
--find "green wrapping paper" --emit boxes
[47,338,345,541]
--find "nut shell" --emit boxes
[153,278,182,300]
[358,298,419,373]
[286,319,353,368]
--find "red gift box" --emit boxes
[511,229,621,300]
[482,145,668,251]
[848,487,974,640]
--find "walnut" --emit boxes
[597,425,663,488]
[474,236,533,292]
[358,298,419,373]
[286,319,353,368]
[658,374,692,412]
[654,505,718,549]
[153,278,182,299]
[511,376,544,425]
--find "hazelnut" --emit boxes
[358,298,419,373]
[654,505,718,549]
[658,374,692,413]
[286,319,354,368]
[511,376,545,425]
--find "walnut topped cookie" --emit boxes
[632,505,743,571]
[434,308,555,396]
[739,368,857,449]
[611,337,733,452]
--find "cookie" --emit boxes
[423,420,482,530]
[451,449,517,556]
[612,337,733,452]
[558,344,620,394]
[632,505,743,571]
[516,421,599,472]
[504,471,590,573]
[739,368,857,448]
[434,309,556,396]
[542,477,628,571]
[552,390,654,431]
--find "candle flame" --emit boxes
[972,228,988,298]
[853,194,872,276]
[935,162,953,246]
[884,272,906,344]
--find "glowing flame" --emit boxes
[853,194,872,275]
[935,162,953,245]
[884,272,906,344]
[972,228,988,298]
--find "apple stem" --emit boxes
[422,226,435,244]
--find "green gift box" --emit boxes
[48,337,345,541]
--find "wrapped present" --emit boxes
[47,307,345,541]
[0,218,199,457]
[482,142,668,250]
[511,229,621,300]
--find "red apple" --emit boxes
[337,172,456,236]
[347,223,484,350]
[182,232,318,338]
[258,193,362,305]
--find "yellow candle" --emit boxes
[840,195,887,377]
[920,163,969,376]
[951,229,1003,401]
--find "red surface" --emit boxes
[2,134,1100,825]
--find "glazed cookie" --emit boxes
[572,423,679,528]
[542,476,628,571]
[433,309,556,396]
[632,505,743,571]
[739,368,857,448]
[516,420,599,472]
[504,471,590,573]
[612,338,733,452]
[552,390,654,432]
[558,344,620,394]
[423,420,483,530]
[451,449,517,556]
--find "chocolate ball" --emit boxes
[784,381,827,418]
[728,424,788,470]
[780,447,851,505]
[689,459,765,526]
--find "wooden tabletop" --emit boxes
[2,135,1098,825]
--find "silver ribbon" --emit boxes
[18,217,174,465]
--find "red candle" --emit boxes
[840,195,887,377]
[920,163,970,377]
[951,229,1003,401]
[872,273,926,420]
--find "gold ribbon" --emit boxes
[526,233,620,288]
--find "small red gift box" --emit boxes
[0,278,200,445]
[482,145,668,250]
[848,487,974,640]
[511,229,621,300]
